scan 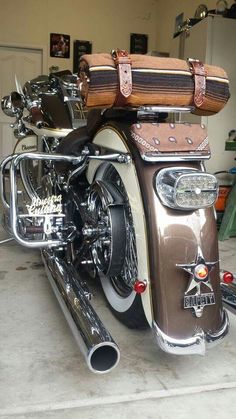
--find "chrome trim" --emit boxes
[1,95,17,117]
[0,154,16,210]
[155,167,218,211]
[9,152,82,248]
[42,249,120,373]
[63,96,82,103]
[152,309,229,355]
[23,118,73,138]
[65,152,131,186]
[137,105,194,114]
[142,153,211,162]
[11,151,83,165]
[88,153,131,164]
[3,151,132,248]
[100,106,195,117]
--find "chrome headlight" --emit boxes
[155,167,218,210]
[1,92,24,117]
[1,95,16,117]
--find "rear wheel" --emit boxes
[92,163,148,329]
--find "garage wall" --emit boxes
[155,0,234,53]
[0,0,159,73]
[1,0,234,72]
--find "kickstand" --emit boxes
[0,237,15,245]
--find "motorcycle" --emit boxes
[0,50,234,374]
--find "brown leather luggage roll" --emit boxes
[78,51,230,116]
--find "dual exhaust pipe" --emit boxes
[42,249,120,374]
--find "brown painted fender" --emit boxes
[91,120,224,339]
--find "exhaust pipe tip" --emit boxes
[88,342,120,374]
[42,251,120,374]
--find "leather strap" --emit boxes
[187,58,206,108]
[112,49,132,107]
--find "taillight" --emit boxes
[155,167,218,210]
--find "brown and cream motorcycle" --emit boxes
[0,50,234,374]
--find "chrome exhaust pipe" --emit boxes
[42,249,120,374]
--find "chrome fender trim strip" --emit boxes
[152,309,229,356]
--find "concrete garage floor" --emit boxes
[0,232,236,419]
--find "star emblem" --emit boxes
[176,246,218,295]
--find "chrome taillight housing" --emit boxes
[155,167,218,210]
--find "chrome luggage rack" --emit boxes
[136,105,195,116]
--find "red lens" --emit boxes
[133,280,147,294]
[223,272,234,283]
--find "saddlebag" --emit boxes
[78,51,230,116]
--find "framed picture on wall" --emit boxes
[50,33,70,58]
[130,33,148,54]
[73,40,92,73]
[174,12,184,37]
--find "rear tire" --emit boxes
[93,163,149,329]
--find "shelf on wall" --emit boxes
[225,141,236,151]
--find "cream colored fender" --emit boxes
[13,135,38,154]
[86,126,153,326]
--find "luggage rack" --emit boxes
[101,105,195,117]
[136,105,195,115]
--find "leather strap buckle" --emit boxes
[112,49,132,106]
[187,58,206,108]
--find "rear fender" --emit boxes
[87,124,224,338]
